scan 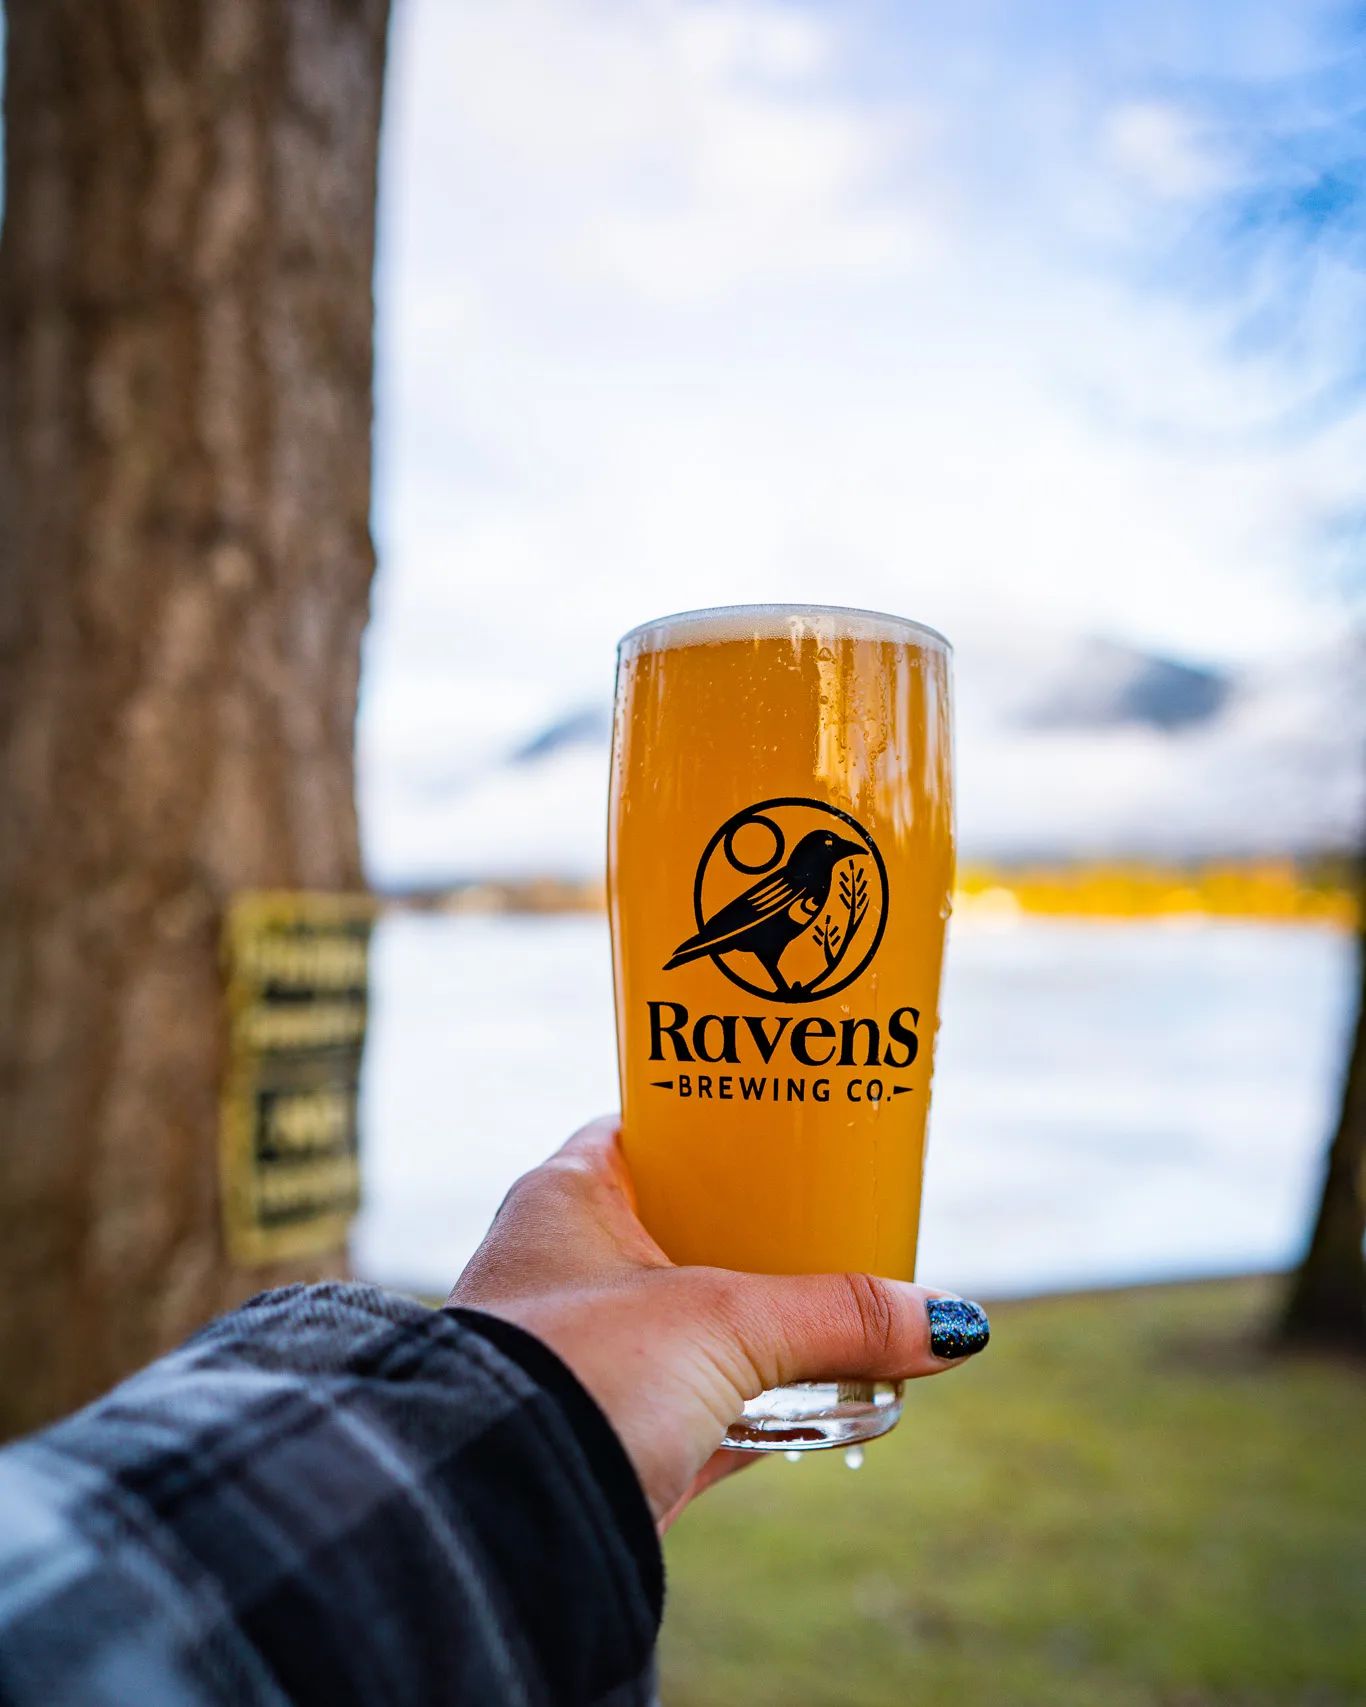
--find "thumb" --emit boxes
[697,1270,990,1395]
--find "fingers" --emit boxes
[451,1116,668,1308]
[547,1113,627,1178]
[688,1269,990,1395]
[541,1115,668,1267]
[537,1115,641,1218]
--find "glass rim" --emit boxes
[617,602,952,656]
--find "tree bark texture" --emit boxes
[1280,888,1366,1353]
[0,0,391,1434]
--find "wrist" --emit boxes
[449,1307,665,1615]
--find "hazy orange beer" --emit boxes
[608,605,954,1449]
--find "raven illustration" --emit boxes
[665,829,866,994]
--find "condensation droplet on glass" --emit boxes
[844,1446,865,1470]
[817,646,834,663]
[784,1449,803,1463]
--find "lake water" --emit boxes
[353,913,1357,1299]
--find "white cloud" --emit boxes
[382,0,932,307]
[672,3,830,82]
[364,0,1363,879]
[1103,100,1229,200]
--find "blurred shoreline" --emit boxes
[374,858,1360,929]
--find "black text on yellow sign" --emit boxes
[220,892,375,1266]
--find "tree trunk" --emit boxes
[1279,873,1366,1354]
[0,0,390,1435]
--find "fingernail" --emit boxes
[927,1297,990,1360]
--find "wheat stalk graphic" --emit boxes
[800,860,870,996]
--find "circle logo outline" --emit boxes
[689,796,889,1004]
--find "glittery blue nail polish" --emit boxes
[927,1298,990,1359]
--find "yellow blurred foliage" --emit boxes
[404,861,1359,927]
[954,861,1359,927]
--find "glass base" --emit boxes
[722,1380,903,1452]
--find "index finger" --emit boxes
[537,1115,670,1269]
[551,1113,625,1171]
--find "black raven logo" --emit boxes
[665,829,867,997]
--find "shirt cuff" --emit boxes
[448,1307,664,1628]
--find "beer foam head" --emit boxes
[618,603,952,658]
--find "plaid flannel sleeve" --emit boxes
[0,1284,664,1707]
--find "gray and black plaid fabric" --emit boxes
[0,1285,662,1706]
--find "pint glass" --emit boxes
[608,604,954,1450]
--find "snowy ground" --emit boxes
[353,913,1356,1299]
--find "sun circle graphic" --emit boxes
[723,813,784,874]
[686,797,889,1004]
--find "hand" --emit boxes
[449,1116,988,1531]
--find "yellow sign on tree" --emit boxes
[221,894,374,1265]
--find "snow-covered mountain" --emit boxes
[360,630,1364,889]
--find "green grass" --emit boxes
[660,1278,1366,1707]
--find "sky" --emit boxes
[1,1,1359,873]
[362,0,1366,829]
